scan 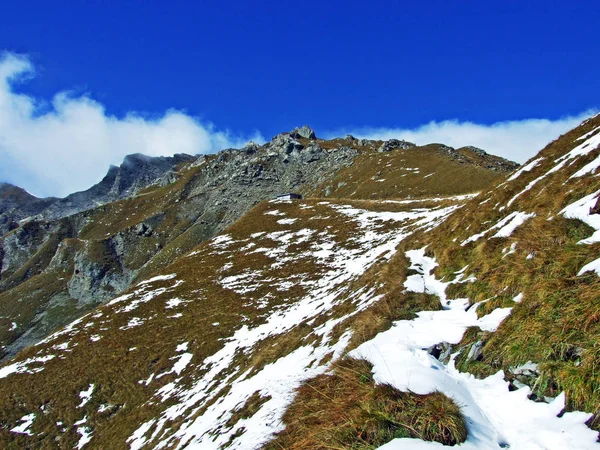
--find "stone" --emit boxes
[243,141,261,154]
[377,139,416,153]
[290,125,317,140]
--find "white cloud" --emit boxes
[0,52,264,197]
[325,112,598,164]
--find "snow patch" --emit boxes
[351,249,596,450]
[78,384,95,408]
[560,190,600,244]
[11,413,35,436]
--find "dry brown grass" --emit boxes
[306,144,509,201]
[415,114,600,431]
[265,358,466,449]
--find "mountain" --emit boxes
[0,154,196,237]
[1,115,599,448]
[0,127,515,361]
[0,183,57,234]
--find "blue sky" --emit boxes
[1,1,598,196]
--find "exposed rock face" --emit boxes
[290,125,317,140]
[0,184,57,236]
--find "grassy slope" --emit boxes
[263,117,600,446]
[413,114,600,428]
[306,142,512,200]
[0,138,510,360]
[2,115,598,448]
[0,197,471,449]
[0,166,205,358]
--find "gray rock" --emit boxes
[291,125,317,140]
[466,340,484,361]
[243,141,261,154]
[377,139,416,153]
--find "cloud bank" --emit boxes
[0,53,264,197]
[325,112,597,164]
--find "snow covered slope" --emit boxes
[0,197,466,448]
[1,114,600,449]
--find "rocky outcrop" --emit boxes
[378,139,416,152]
[0,184,57,236]
[290,125,317,140]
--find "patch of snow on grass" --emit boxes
[0,355,56,379]
[277,218,297,225]
[176,342,189,352]
[501,157,544,185]
[557,126,600,164]
[78,384,95,408]
[171,353,193,376]
[576,125,600,142]
[264,209,285,216]
[120,317,145,330]
[462,211,533,246]
[560,190,600,244]
[492,212,535,238]
[505,130,600,209]
[137,274,177,286]
[165,298,186,309]
[351,249,596,450]
[76,424,93,449]
[577,257,600,276]
[10,413,35,435]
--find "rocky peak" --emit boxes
[290,125,317,140]
[0,183,36,201]
[242,141,261,154]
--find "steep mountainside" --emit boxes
[0,127,513,360]
[0,154,196,236]
[0,116,599,449]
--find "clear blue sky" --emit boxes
[3,0,598,138]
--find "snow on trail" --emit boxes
[351,248,598,449]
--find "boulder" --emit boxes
[291,125,317,140]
